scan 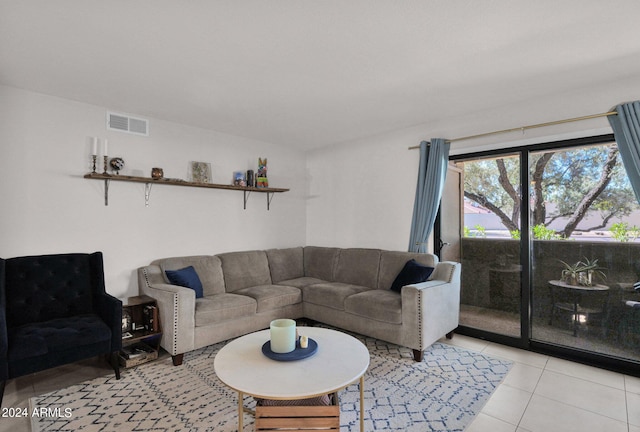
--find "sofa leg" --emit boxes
[446,331,454,339]
[110,352,121,380]
[412,349,423,362]
[172,354,184,366]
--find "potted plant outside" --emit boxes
[559,257,606,286]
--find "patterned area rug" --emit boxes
[30,331,511,431]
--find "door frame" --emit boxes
[436,133,640,376]
[435,150,529,349]
[434,163,463,261]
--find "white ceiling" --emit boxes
[2,1,640,150]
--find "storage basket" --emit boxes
[254,392,340,431]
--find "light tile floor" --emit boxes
[447,335,640,432]
[1,335,638,432]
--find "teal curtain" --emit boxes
[609,101,640,203]
[408,138,450,253]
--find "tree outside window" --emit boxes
[462,142,640,241]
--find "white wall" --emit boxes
[306,75,640,251]
[306,130,422,251]
[0,85,307,299]
[4,75,640,299]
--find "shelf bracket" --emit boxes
[145,183,152,207]
[243,190,251,210]
[244,190,275,210]
[267,192,274,211]
[104,179,111,206]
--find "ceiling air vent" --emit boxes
[107,111,149,136]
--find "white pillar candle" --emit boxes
[103,138,108,156]
[92,137,98,155]
[270,319,296,353]
[300,335,308,349]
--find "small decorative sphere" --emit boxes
[151,167,164,179]
[109,157,125,173]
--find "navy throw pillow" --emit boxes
[390,259,434,293]
[165,266,204,298]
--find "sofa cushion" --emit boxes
[333,248,381,288]
[378,251,437,290]
[195,293,257,326]
[155,255,225,296]
[301,282,372,311]
[218,250,272,292]
[303,247,340,281]
[345,290,402,324]
[165,266,204,298]
[7,315,112,361]
[389,259,434,293]
[266,247,304,283]
[234,284,302,313]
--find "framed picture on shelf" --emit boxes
[233,171,246,186]
[190,161,212,183]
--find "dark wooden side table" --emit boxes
[120,295,162,367]
[548,280,610,337]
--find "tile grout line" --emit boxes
[537,369,630,426]
[514,356,549,429]
[624,378,631,432]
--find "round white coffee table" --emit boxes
[214,327,370,431]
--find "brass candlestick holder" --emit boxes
[91,155,97,173]
[103,156,109,175]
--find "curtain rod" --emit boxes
[408,110,618,150]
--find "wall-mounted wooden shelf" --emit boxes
[84,172,289,210]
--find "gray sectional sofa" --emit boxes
[138,246,461,364]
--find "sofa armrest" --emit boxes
[0,258,7,376]
[95,293,123,353]
[138,266,196,356]
[430,261,461,284]
[0,302,7,380]
[400,261,461,350]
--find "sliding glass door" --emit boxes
[446,153,523,339]
[441,135,640,370]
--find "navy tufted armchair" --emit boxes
[0,252,122,406]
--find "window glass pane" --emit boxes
[457,153,521,337]
[530,142,640,361]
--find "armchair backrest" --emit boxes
[2,252,104,328]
